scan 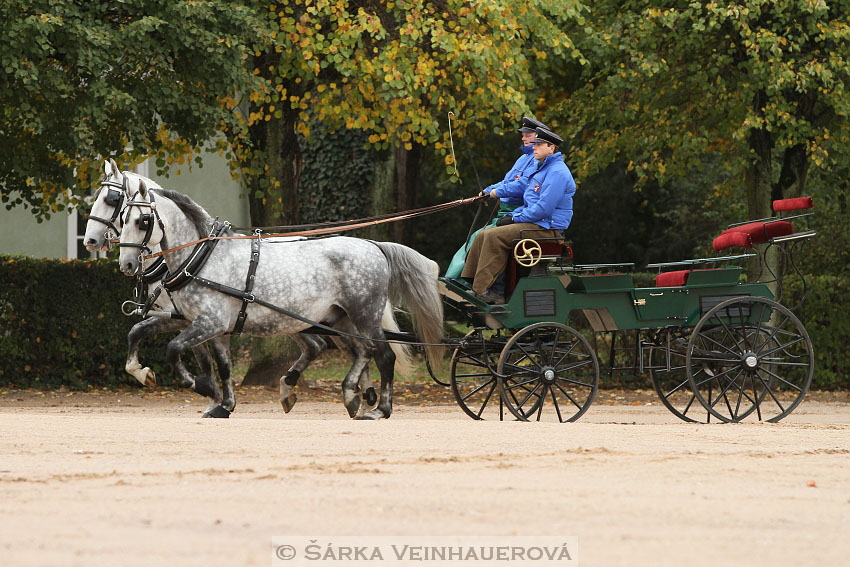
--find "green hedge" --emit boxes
[1,254,847,390]
[782,275,850,390]
[0,254,171,389]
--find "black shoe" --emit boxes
[480,290,505,305]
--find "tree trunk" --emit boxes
[241,61,305,386]
[746,122,779,296]
[361,148,395,242]
[392,144,422,244]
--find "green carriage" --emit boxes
[437,198,817,423]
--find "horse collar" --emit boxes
[161,221,230,292]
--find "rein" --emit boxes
[142,195,483,260]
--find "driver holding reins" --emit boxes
[461,126,576,304]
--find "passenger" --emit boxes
[461,127,575,304]
[444,116,549,281]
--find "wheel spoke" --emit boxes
[755,313,793,352]
[554,358,595,375]
[515,342,542,370]
[504,375,539,392]
[552,339,581,369]
[550,386,564,422]
[475,381,498,419]
[555,380,583,411]
[757,335,806,359]
[547,329,561,366]
[756,371,786,414]
[662,376,691,398]
[555,375,596,389]
[535,386,546,421]
[516,380,544,410]
[758,365,804,392]
[460,378,496,403]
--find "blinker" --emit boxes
[138,213,153,231]
[105,188,122,207]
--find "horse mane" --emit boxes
[156,188,215,236]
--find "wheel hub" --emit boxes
[742,352,759,370]
[541,367,556,384]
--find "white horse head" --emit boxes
[83,158,162,252]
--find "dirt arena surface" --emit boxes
[1,385,848,567]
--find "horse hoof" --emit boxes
[280,393,297,413]
[354,408,386,420]
[345,396,361,418]
[202,405,231,418]
[144,368,156,386]
[363,387,378,407]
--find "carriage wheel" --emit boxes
[497,323,599,422]
[450,331,506,420]
[648,334,710,423]
[648,330,761,423]
[686,296,813,423]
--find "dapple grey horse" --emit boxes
[116,181,443,419]
[85,160,396,417]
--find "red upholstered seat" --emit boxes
[713,230,753,252]
[722,220,793,243]
[655,270,690,287]
[773,196,813,212]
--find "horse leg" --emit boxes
[165,319,224,411]
[279,334,327,413]
[191,343,222,415]
[330,331,377,411]
[355,339,396,420]
[202,336,234,418]
[340,341,372,418]
[126,316,188,386]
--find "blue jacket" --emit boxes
[485,146,536,205]
[495,152,575,230]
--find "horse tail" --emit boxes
[381,302,414,376]
[373,241,445,366]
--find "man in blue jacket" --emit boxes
[461,127,575,303]
[444,116,548,280]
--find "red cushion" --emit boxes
[655,270,690,287]
[773,196,813,212]
[713,231,753,251]
[721,220,793,244]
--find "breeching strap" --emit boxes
[144,195,484,260]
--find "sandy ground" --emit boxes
[1,385,848,567]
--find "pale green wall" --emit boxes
[145,153,249,227]
[0,207,68,258]
[0,152,249,259]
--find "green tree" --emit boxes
[0,0,264,217]
[556,0,850,242]
[232,0,584,238]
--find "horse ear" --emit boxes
[103,160,111,177]
[138,179,148,198]
[109,158,120,177]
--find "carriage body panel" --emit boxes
[443,271,773,332]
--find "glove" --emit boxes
[495,214,514,227]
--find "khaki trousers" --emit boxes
[460,223,562,295]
